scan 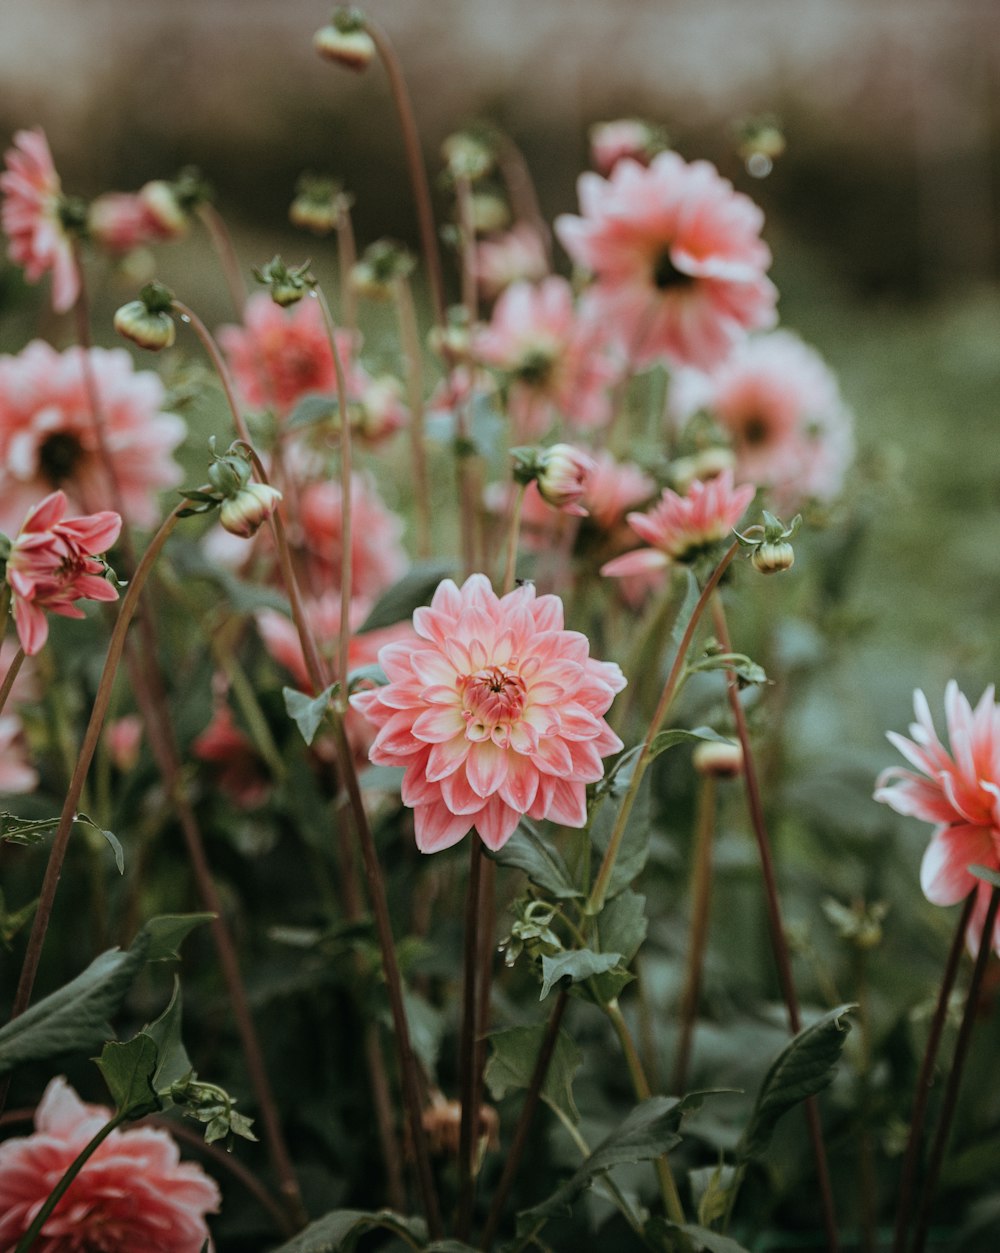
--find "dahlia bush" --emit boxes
[0,8,998,1253]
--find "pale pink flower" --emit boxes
[354,375,408,444]
[600,469,755,578]
[0,128,79,313]
[590,118,665,175]
[5,491,121,656]
[556,151,777,370]
[670,331,854,511]
[474,278,618,438]
[193,703,271,810]
[0,716,37,795]
[474,224,548,300]
[87,192,156,256]
[874,683,1000,955]
[0,340,186,533]
[105,714,143,773]
[0,1076,220,1251]
[350,574,626,853]
[298,474,407,602]
[580,451,656,532]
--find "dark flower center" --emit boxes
[741,415,770,446]
[516,349,556,387]
[652,249,694,292]
[39,432,85,484]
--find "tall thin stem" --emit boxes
[672,773,717,1094]
[501,483,526,594]
[394,276,432,558]
[456,838,484,1240]
[0,647,25,720]
[196,201,248,314]
[911,886,1000,1253]
[172,299,254,446]
[711,593,839,1253]
[336,198,359,338]
[892,890,976,1253]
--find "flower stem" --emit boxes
[335,197,359,337]
[172,298,254,446]
[672,773,717,1094]
[587,541,740,915]
[501,483,526,595]
[710,592,839,1253]
[456,837,484,1240]
[891,890,976,1253]
[196,201,248,314]
[394,275,432,558]
[911,886,1000,1253]
[0,646,25,721]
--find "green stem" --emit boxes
[16,1109,128,1252]
[173,299,254,446]
[336,198,358,338]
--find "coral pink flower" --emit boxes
[474,224,548,300]
[474,278,618,438]
[5,491,121,656]
[600,469,755,578]
[556,151,777,371]
[581,451,656,532]
[105,713,143,773]
[193,703,272,810]
[875,683,1000,955]
[590,118,665,175]
[0,716,37,795]
[670,331,854,511]
[87,192,157,256]
[0,128,79,313]
[0,1076,220,1251]
[350,574,626,853]
[298,474,408,602]
[0,340,186,534]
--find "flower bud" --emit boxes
[692,740,744,778]
[113,281,177,351]
[220,483,283,539]
[590,118,669,175]
[441,130,496,182]
[671,446,737,493]
[534,444,597,516]
[253,256,316,307]
[208,453,253,498]
[751,541,795,574]
[350,239,416,300]
[428,307,472,362]
[469,189,510,235]
[313,8,375,70]
[289,175,348,236]
[138,180,189,240]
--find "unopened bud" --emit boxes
[442,130,496,182]
[253,255,316,307]
[590,118,669,175]
[351,239,416,300]
[113,281,177,351]
[751,541,795,574]
[220,483,283,538]
[138,180,189,240]
[671,446,737,493]
[469,189,510,235]
[289,175,348,236]
[533,444,597,516]
[428,307,471,362]
[313,8,375,70]
[692,740,743,778]
[208,453,253,498]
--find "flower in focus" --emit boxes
[0,716,37,795]
[193,703,272,810]
[350,574,626,852]
[5,491,121,656]
[0,341,186,534]
[874,683,1000,955]
[298,474,408,601]
[556,151,777,370]
[474,223,548,300]
[532,443,597,515]
[589,118,667,175]
[600,469,754,578]
[0,128,80,313]
[669,331,854,511]
[0,1076,220,1251]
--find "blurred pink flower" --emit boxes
[589,118,664,175]
[474,224,548,300]
[350,574,625,853]
[0,128,79,313]
[105,714,143,773]
[0,1076,219,1251]
[299,473,407,602]
[0,341,186,533]
[581,451,656,532]
[0,716,37,795]
[193,703,271,810]
[5,491,121,656]
[87,192,156,256]
[556,151,777,371]
[670,331,854,511]
[474,278,618,438]
[600,469,754,578]
[875,683,1000,955]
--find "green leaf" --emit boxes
[688,652,767,687]
[489,821,583,900]
[0,811,57,846]
[403,989,445,1074]
[140,913,215,963]
[690,1163,737,1227]
[669,567,701,653]
[647,727,739,762]
[358,562,454,632]
[539,948,624,1001]
[589,770,651,899]
[145,978,193,1094]
[270,1208,428,1252]
[95,1033,161,1118]
[647,1218,751,1252]
[485,1023,583,1123]
[737,1003,856,1162]
[75,812,124,874]
[969,864,1000,889]
[346,663,387,692]
[169,547,291,614]
[0,891,37,951]
[590,890,647,1003]
[284,684,338,746]
[285,393,339,431]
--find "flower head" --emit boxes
[589,118,668,175]
[298,473,407,601]
[600,469,754,578]
[0,1076,219,1251]
[556,151,777,370]
[474,224,548,300]
[220,482,283,539]
[875,683,1000,954]
[350,574,625,853]
[1,128,80,313]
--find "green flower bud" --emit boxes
[751,540,795,574]
[113,282,177,351]
[220,483,283,538]
[692,740,744,778]
[208,454,252,498]
[313,8,375,70]
[253,256,316,307]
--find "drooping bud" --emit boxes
[289,174,350,236]
[692,739,744,778]
[313,7,375,70]
[137,180,188,240]
[208,450,253,498]
[514,443,597,516]
[427,306,472,362]
[671,446,737,493]
[220,483,283,539]
[468,188,510,235]
[113,280,177,351]
[441,129,496,182]
[751,541,795,574]
[350,238,416,300]
[737,509,800,575]
[252,255,316,307]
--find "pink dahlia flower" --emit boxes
[875,683,1000,955]
[0,128,79,313]
[581,451,656,532]
[474,278,618,438]
[0,716,38,795]
[298,474,408,602]
[474,224,548,300]
[105,713,143,773]
[5,490,121,656]
[556,151,777,371]
[0,340,186,534]
[193,703,272,810]
[0,1076,220,1251]
[600,469,754,578]
[350,574,626,853]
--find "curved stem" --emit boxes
[172,299,254,446]
[395,276,432,559]
[336,198,359,338]
[501,483,526,595]
[196,202,248,314]
[672,774,717,1094]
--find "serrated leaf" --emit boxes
[969,864,1000,889]
[283,684,338,746]
[539,948,624,1001]
[270,1208,428,1252]
[358,562,454,632]
[647,727,738,762]
[145,978,192,1094]
[485,1023,583,1123]
[737,1003,856,1162]
[589,770,651,899]
[647,1218,751,1252]
[76,813,124,874]
[140,913,215,963]
[95,1033,161,1117]
[0,811,56,846]
[489,821,582,900]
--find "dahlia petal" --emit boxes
[541,777,588,827]
[601,549,670,577]
[414,804,472,853]
[498,752,540,813]
[426,736,471,781]
[474,796,521,851]
[411,706,467,744]
[441,768,489,815]
[466,739,509,798]
[531,735,574,777]
[920,825,993,906]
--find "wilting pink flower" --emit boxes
[474,278,618,438]
[670,331,854,511]
[299,474,407,602]
[0,128,79,313]
[105,714,143,773]
[0,340,186,533]
[0,1076,219,1251]
[350,574,626,852]
[556,151,777,371]
[5,491,121,656]
[0,716,37,795]
[474,224,548,300]
[590,118,665,175]
[193,703,271,810]
[601,469,754,578]
[875,683,1000,955]
[534,443,597,515]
